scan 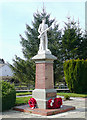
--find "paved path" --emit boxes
[1,97,86,119]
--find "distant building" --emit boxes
[0,59,13,77]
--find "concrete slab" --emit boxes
[13,104,75,116]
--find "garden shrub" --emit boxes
[1,81,16,111]
[64,95,70,100]
[63,59,87,93]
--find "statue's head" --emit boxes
[42,18,46,23]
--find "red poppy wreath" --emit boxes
[28,98,37,109]
[47,97,62,109]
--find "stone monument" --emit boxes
[32,18,57,109]
[13,18,75,115]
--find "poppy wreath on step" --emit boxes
[47,98,55,109]
[28,98,37,109]
[53,97,62,109]
[47,97,62,109]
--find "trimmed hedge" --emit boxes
[63,59,87,93]
[2,81,16,111]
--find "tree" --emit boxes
[78,30,87,59]
[61,17,83,60]
[9,55,35,86]
[10,8,62,85]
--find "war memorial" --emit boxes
[13,18,75,116]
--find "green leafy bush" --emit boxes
[63,59,87,93]
[2,81,16,111]
[64,95,70,100]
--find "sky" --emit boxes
[0,0,86,64]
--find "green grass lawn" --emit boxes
[16,91,87,98]
[16,92,32,96]
[15,92,87,106]
[15,96,32,106]
[57,93,87,98]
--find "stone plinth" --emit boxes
[32,52,57,109]
[13,104,75,116]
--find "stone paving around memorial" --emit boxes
[0,97,86,119]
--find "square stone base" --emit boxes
[13,104,75,116]
[32,89,57,109]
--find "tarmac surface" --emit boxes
[0,97,87,119]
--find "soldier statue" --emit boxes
[38,18,52,54]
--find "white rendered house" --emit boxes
[0,64,13,77]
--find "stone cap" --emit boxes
[32,53,57,61]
